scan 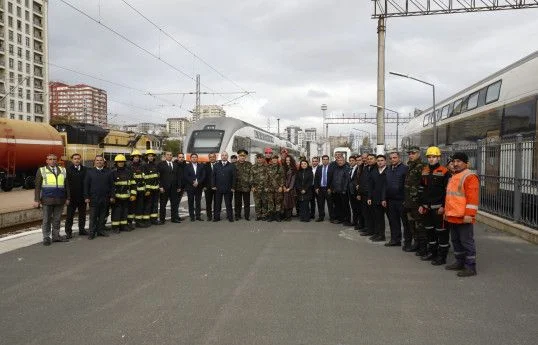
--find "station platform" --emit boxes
[0,190,43,229]
[0,215,536,345]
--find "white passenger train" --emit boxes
[183,117,304,162]
[402,51,538,227]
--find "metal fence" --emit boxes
[434,135,538,229]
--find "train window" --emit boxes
[467,92,479,111]
[501,99,536,136]
[460,95,471,113]
[434,109,442,121]
[477,87,487,107]
[441,105,449,119]
[188,130,225,154]
[422,114,430,127]
[486,80,502,104]
[451,98,463,116]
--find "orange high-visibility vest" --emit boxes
[445,169,479,224]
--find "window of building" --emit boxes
[18,87,22,98]
[8,58,14,68]
[26,89,30,100]
[25,50,29,59]
[9,72,15,83]
[8,16,13,27]
[9,44,13,54]
[17,7,22,18]
[486,80,502,104]
[25,37,29,47]
[26,103,31,112]
[25,63,29,73]
[26,0,29,7]
[26,78,30,86]
[25,24,29,34]
[17,20,22,31]
[17,47,22,57]
[18,115,23,120]
[25,11,29,21]
[8,30,13,41]
[10,114,15,119]
[10,100,15,110]
[8,3,13,14]
[17,60,22,72]
[18,101,23,111]
[17,33,22,44]
[26,115,31,121]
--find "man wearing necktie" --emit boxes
[158,151,182,224]
[33,154,70,246]
[211,152,237,222]
[203,153,217,221]
[313,155,333,222]
[65,153,88,238]
[184,153,206,221]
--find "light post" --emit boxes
[370,104,400,152]
[389,72,437,146]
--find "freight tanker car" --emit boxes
[0,119,64,191]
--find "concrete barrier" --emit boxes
[0,208,43,229]
[477,211,538,245]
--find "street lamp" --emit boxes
[370,104,400,152]
[389,71,437,146]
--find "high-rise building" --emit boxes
[285,126,302,145]
[49,82,108,127]
[123,122,165,134]
[305,128,317,142]
[166,117,190,137]
[195,105,226,119]
[0,0,49,122]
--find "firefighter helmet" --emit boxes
[114,154,127,162]
[131,150,142,157]
[146,149,156,156]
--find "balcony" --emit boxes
[0,101,5,110]
[34,4,43,15]
[34,69,43,78]
[33,18,42,28]
[34,45,43,53]
[34,83,43,90]
[34,56,43,65]
[35,108,44,115]
[33,30,42,41]
[35,93,43,102]
[0,60,5,68]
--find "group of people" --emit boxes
[34,145,479,277]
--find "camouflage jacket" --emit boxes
[234,161,253,192]
[251,163,268,192]
[267,163,284,191]
[403,158,425,208]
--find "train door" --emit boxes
[485,130,500,195]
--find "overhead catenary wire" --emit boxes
[119,0,249,93]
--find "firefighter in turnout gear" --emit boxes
[143,149,160,225]
[128,150,148,228]
[111,154,136,233]
[418,146,450,265]
[266,154,284,222]
[403,146,426,253]
[251,153,269,220]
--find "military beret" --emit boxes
[407,146,420,153]
[255,153,264,159]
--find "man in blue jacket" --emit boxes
[84,155,113,239]
[384,152,410,247]
[212,152,237,222]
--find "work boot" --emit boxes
[275,213,282,222]
[65,231,73,240]
[431,255,447,266]
[267,213,274,222]
[112,227,120,234]
[416,241,428,257]
[420,246,437,261]
[445,261,465,270]
[457,267,477,277]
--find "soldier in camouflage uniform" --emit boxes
[403,146,426,253]
[234,149,253,220]
[251,154,269,220]
[266,154,284,222]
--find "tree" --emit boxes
[49,114,76,125]
[163,139,182,154]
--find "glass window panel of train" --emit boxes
[422,114,430,127]
[435,109,442,121]
[441,105,449,119]
[451,98,463,116]
[486,80,502,104]
[467,92,479,111]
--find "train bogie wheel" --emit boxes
[1,177,14,192]
[23,176,35,190]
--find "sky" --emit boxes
[49,0,538,146]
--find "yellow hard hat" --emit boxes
[146,149,156,156]
[131,149,142,156]
[426,146,441,157]
[114,154,127,162]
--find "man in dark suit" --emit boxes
[203,153,217,221]
[212,151,237,222]
[158,151,182,224]
[367,155,388,242]
[314,155,333,222]
[84,155,113,239]
[65,153,87,238]
[348,155,362,229]
[176,152,188,220]
[184,153,206,221]
[310,157,320,219]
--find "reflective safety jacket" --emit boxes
[112,167,136,200]
[143,161,160,191]
[445,169,479,224]
[130,162,146,193]
[39,166,67,199]
[419,163,449,209]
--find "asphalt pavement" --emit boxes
[0,210,537,345]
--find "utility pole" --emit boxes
[376,17,386,154]
[321,104,328,138]
[195,74,201,121]
[277,118,280,136]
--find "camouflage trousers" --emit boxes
[267,191,283,214]
[253,191,268,217]
[405,207,426,241]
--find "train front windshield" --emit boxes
[187,130,225,153]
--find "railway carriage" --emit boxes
[184,117,302,162]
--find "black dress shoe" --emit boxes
[207,216,213,221]
[190,218,196,222]
[65,233,73,239]
[372,236,386,242]
[43,238,52,246]
[354,226,365,231]
[171,219,181,223]
[369,234,378,240]
[244,217,250,221]
[213,219,220,222]
[359,232,373,236]
[343,222,353,226]
[88,233,96,240]
[384,241,401,247]
[315,218,324,222]
[79,229,89,236]
[196,217,204,221]
[228,219,234,222]
[52,236,69,242]
[97,231,109,237]
[156,220,165,225]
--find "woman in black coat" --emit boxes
[295,159,314,222]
